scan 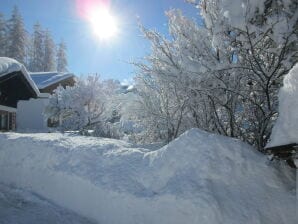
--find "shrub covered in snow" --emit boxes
[134,0,298,149]
[45,75,106,131]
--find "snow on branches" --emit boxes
[45,75,105,131]
[134,0,297,148]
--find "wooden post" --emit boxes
[7,112,10,130]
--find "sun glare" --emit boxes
[88,6,118,40]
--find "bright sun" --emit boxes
[87,7,118,40]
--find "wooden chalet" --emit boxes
[0,57,40,131]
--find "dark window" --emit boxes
[0,112,8,130]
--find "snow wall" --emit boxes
[267,63,298,147]
[16,98,49,132]
[0,130,296,224]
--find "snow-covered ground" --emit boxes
[0,130,296,224]
[0,183,96,224]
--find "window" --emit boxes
[0,111,15,131]
[0,112,8,130]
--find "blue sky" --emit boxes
[1,0,200,81]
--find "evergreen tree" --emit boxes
[6,6,27,64]
[56,41,68,72]
[43,30,56,71]
[23,31,31,67]
[29,22,44,72]
[0,13,7,56]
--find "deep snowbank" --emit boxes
[0,130,296,224]
[267,63,298,147]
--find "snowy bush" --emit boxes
[198,0,298,149]
[45,75,106,132]
[45,76,144,140]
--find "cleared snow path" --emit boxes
[0,183,96,224]
[0,130,296,224]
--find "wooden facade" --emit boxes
[0,71,38,108]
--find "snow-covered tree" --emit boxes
[195,0,298,149]
[0,6,68,71]
[165,9,243,138]
[56,41,68,72]
[6,6,27,64]
[43,30,56,71]
[45,75,105,131]
[133,14,200,143]
[0,13,7,56]
[29,23,44,72]
[134,74,187,143]
[134,1,297,148]
[133,9,237,143]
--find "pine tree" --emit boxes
[56,41,68,72]
[0,13,7,56]
[6,6,27,64]
[43,30,56,71]
[29,22,44,72]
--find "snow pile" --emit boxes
[267,63,298,147]
[0,184,96,224]
[0,57,40,96]
[0,130,296,224]
[17,98,50,132]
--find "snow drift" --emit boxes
[0,130,296,224]
[267,63,298,147]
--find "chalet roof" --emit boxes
[30,72,75,89]
[0,57,40,96]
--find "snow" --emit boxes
[17,98,49,132]
[30,72,75,89]
[0,57,22,76]
[0,57,40,97]
[0,129,295,224]
[267,63,298,147]
[0,183,96,224]
[0,105,16,113]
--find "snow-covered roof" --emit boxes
[30,72,75,89]
[0,57,23,76]
[0,57,40,96]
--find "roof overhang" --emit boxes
[0,57,41,97]
[30,72,75,90]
